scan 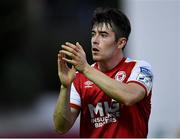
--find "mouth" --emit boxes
[92,47,99,52]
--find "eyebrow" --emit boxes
[91,30,109,34]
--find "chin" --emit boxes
[92,55,103,62]
[93,57,101,62]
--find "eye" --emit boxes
[101,33,108,38]
[91,31,95,37]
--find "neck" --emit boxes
[97,52,124,72]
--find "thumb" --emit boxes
[76,42,83,50]
[71,65,76,72]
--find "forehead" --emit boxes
[92,23,113,32]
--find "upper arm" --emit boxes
[126,82,147,104]
[70,107,80,125]
[70,82,81,123]
[127,60,153,96]
[66,84,80,132]
[124,61,153,105]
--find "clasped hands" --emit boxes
[58,42,89,73]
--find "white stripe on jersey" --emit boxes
[70,63,95,108]
[70,83,81,107]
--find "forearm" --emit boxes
[83,65,140,105]
[53,85,73,133]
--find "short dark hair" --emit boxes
[91,7,131,41]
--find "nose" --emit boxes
[91,34,99,45]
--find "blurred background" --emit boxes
[0,0,179,137]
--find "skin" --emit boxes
[54,23,146,134]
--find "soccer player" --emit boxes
[54,7,153,138]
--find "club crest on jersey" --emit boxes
[115,71,126,82]
[84,80,93,88]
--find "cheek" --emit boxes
[104,47,115,57]
[102,41,117,55]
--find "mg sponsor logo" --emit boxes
[88,101,120,128]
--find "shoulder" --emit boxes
[125,57,151,66]
[126,58,153,94]
[125,57,153,71]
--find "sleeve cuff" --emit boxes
[70,103,81,110]
[127,80,149,96]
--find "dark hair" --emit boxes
[91,7,131,41]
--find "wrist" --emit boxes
[60,84,71,90]
[82,64,91,75]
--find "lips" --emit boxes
[92,47,99,52]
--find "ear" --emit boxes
[117,37,127,49]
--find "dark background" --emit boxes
[0,0,121,108]
[0,0,122,137]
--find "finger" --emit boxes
[58,52,65,64]
[58,52,68,69]
[65,42,77,50]
[65,42,79,52]
[61,45,78,55]
[60,50,76,59]
[76,42,83,50]
[62,57,76,66]
[57,53,63,68]
[71,65,75,71]
[76,42,86,57]
[58,53,63,64]
[58,53,65,73]
[57,54,61,71]
[71,65,76,72]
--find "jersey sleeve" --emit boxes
[127,60,153,95]
[70,82,81,110]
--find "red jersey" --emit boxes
[70,57,153,138]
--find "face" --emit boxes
[91,23,120,62]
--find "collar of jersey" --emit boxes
[94,57,126,74]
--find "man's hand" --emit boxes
[57,52,76,88]
[60,42,90,73]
